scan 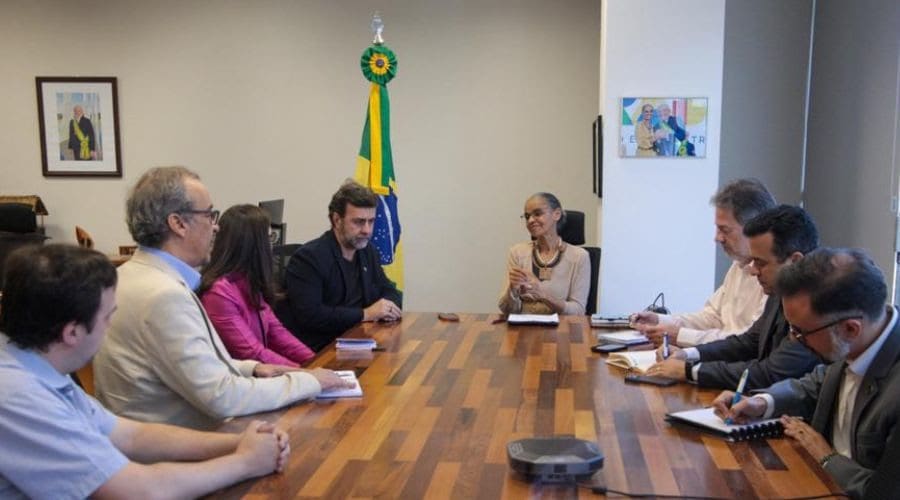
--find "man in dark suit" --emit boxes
[67,105,96,161]
[648,205,822,390]
[280,181,402,351]
[715,248,900,500]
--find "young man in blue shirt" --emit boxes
[0,244,290,499]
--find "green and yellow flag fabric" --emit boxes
[355,44,403,290]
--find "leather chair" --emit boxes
[560,210,601,315]
[0,203,48,286]
[272,243,302,292]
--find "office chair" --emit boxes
[560,210,601,315]
[272,243,302,292]
[0,203,48,286]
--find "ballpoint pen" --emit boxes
[725,368,750,425]
[662,333,670,359]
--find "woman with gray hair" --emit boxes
[498,193,590,315]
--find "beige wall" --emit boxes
[0,0,601,313]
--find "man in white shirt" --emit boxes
[714,248,899,499]
[631,178,775,347]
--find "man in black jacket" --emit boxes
[647,205,822,390]
[280,181,402,351]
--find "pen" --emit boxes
[725,368,750,425]
[662,333,670,359]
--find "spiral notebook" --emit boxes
[665,407,784,442]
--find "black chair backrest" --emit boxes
[560,210,585,245]
[583,246,601,315]
[272,243,302,291]
[0,203,37,233]
[0,232,48,289]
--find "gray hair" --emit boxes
[711,178,776,225]
[126,166,200,247]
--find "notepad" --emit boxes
[665,407,784,442]
[604,350,658,374]
[336,338,377,351]
[507,313,560,326]
[590,315,631,328]
[596,330,649,345]
[316,370,363,399]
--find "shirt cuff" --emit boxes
[683,347,701,362]
[757,394,776,419]
[691,362,701,382]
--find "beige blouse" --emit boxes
[498,241,591,315]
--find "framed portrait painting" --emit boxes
[619,97,708,158]
[35,76,122,177]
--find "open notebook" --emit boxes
[604,350,657,374]
[665,407,784,442]
[596,330,649,345]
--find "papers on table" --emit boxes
[316,370,363,399]
[604,350,658,374]
[507,313,560,326]
[665,407,783,442]
[596,330,649,345]
[336,338,377,351]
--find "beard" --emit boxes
[821,330,853,363]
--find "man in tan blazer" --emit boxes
[94,166,348,430]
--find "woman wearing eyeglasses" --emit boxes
[199,205,315,366]
[498,193,590,315]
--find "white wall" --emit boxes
[598,0,725,314]
[0,0,601,313]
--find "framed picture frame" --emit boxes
[619,97,708,158]
[592,115,603,198]
[35,76,122,177]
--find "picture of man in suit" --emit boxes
[68,104,96,161]
[714,248,900,499]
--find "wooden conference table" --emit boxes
[208,314,841,499]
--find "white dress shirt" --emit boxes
[668,260,766,347]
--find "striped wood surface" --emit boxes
[207,313,840,499]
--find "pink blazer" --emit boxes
[201,273,315,366]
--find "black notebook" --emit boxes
[665,408,784,442]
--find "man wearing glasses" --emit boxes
[714,248,899,499]
[94,167,348,430]
[648,205,822,390]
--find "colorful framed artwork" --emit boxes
[619,97,708,158]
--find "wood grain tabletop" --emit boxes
[207,313,841,499]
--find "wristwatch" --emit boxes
[684,360,697,382]
[820,451,840,468]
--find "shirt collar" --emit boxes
[141,245,201,291]
[3,339,73,391]
[847,306,897,377]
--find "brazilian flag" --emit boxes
[355,44,403,291]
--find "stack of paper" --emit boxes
[317,370,364,399]
[596,330,649,345]
[336,338,377,351]
[507,313,560,325]
[590,315,631,328]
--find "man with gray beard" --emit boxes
[714,248,900,499]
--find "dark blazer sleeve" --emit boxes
[369,246,402,307]
[696,332,821,390]
[285,246,363,337]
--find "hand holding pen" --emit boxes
[662,333,670,360]
[724,368,750,425]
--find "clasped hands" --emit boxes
[509,268,545,302]
[364,298,402,323]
